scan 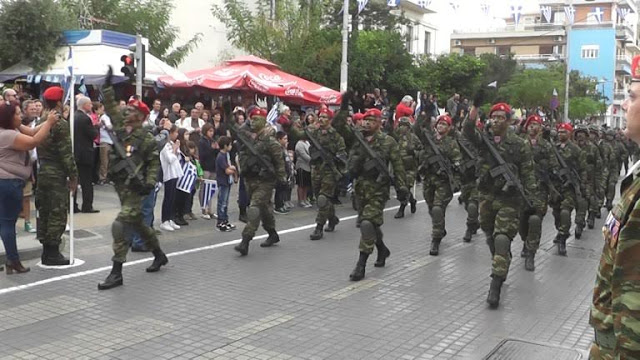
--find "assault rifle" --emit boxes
[226,120,275,176]
[480,131,533,209]
[422,129,459,191]
[305,128,345,181]
[101,122,145,187]
[350,125,395,186]
[456,136,477,174]
[552,145,583,200]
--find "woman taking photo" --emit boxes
[0,99,59,274]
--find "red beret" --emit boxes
[489,103,511,117]
[395,102,414,118]
[363,108,382,120]
[556,122,573,132]
[633,55,640,81]
[128,99,150,116]
[318,107,334,118]
[476,120,484,130]
[353,113,364,122]
[249,107,268,118]
[524,115,542,129]
[43,86,64,101]
[436,114,452,126]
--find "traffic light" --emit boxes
[120,53,135,82]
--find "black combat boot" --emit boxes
[410,196,417,214]
[486,276,504,308]
[325,216,340,232]
[146,249,168,272]
[235,236,251,256]
[575,224,583,239]
[374,242,390,268]
[520,246,528,258]
[98,261,123,290]
[429,238,442,256]
[260,229,280,247]
[463,227,472,242]
[525,252,535,272]
[587,213,595,229]
[309,224,324,241]
[349,252,369,281]
[394,204,406,219]
[605,202,613,212]
[595,209,602,219]
[41,244,70,266]
[557,235,568,256]
[238,207,248,223]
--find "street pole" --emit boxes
[563,0,572,123]
[339,0,349,92]
[135,34,143,97]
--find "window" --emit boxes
[581,45,600,59]
[406,25,414,53]
[424,31,431,55]
[554,11,566,24]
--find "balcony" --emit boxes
[513,54,564,62]
[616,23,634,41]
[618,0,638,15]
[614,90,626,103]
[452,23,564,37]
[616,54,632,74]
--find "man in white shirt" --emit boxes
[176,108,205,132]
[149,99,162,125]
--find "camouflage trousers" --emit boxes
[479,194,520,278]
[112,184,160,263]
[36,174,69,246]
[461,180,479,228]
[311,166,337,225]
[355,178,389,253]
[423,175,453,239]
[589,327,615,360]
[400,170,417,206]
[596,171,608,211]
[242,178,276,239]
[550,187,579,237]
[605,169,620,206]
[519,191,547,253]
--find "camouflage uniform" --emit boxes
[334,108,407,281]
[550,139,587,243]
[414,115,461,254]
[456,129,480,242]
[594,127,614,217]
[36,110,78,264]
[604,131,626,210]
[392,118,421,218]
[519,134,560,261]
[462,114,537,282]
[576,127,603,230]
[234,115,286,255]
[590,161,640,359]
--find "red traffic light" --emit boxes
[120,55,133,65]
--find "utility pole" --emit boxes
[563,0,572,123]
[339,0,349,92]
[135,34,143,97]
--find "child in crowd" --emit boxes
[185,141,202,220]
[215,136,237,231]
[274,131,293,214]
[159,125,183,232]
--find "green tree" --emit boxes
[415,53,487,100]
[60,0,201,66]
[569,96,604,121]
[0,0,73,72]
[497,67,564,109]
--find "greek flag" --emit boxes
[592,7,603,24]
[511,5,523,26]
[480,3,491,17]
[564,5,575,24]
[387,0,399,7]
[201,179,217,208]
[267,102,279,126]
[177,162,197,193]
[540,5,552,23]
[417,0,431,9]
[618,7,631,21]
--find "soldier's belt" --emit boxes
[594,328,616,349]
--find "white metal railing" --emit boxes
[617,54,632,64]
[513,54,564,61]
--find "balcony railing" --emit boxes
[614,90,626,101]
[617,54,632,66]
[513,54,564,61]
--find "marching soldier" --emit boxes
[456,122,480,242]
[463,102,538,308]
[289,108,347,240]
[36,86,78,266]
[232,108,286,256]
[590,54,640,359]
[392,116,421,219]
[415,114,461,256]
[98,75,169,290]
[550,123,587,256]
[604,129,625,211]
[334,107,408,281]
[519,115,560,271]
[574,125,602,232]
[591,125,612,221]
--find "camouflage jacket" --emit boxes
[462,116,537,203]
[345,130,407,190]
[613,139,629,172]
[555,141,588,197]
[414,115,462,181]
[598,140,617,174]
[237,128,286,182]
[524,135,560,197]
[591,161,640,358]
[37,111,77,179]
[290,125,346,171]
[392,125,422,172]
[580,141,603,191]
[455,129,479,181]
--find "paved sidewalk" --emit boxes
[0,182,602,359]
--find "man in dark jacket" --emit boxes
[74,96,99,213]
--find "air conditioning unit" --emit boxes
[489,38,496,44]
[554,36,564,42]
[454,40,462,46]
